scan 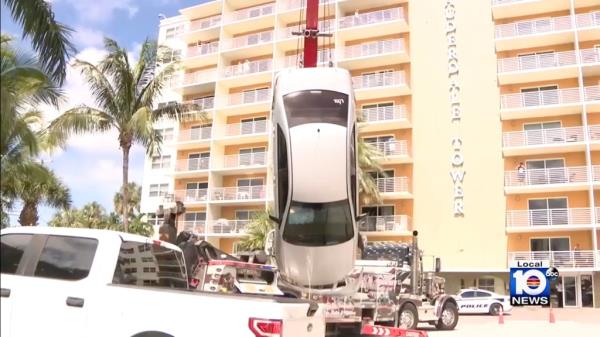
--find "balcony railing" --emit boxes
[180,220,206,233]
[352,71,405,90]
[210,185,266,201]
[279,19,335,40]
[360,105,407,123]
[339,7,404,29]
[505,208,592,228]
[375,177,410,193]
[223,30,273,50]
[178,126,212,142]
[220,120,268,137]
[585,85,600,102]
[228,3,275,23]
[343,39,405,59]
[497,50,577,73]
[495,15,572,39]
[183,69,217,86]
[183,96,215,111]
[500,87,580,110]
[209,219,250,234]
[589,125,600,142]
[508,250,596,269]
[176,158,210,172]
[502,126,584,148]
[580,48,600,65]
[492,0,528,5]
[283,49,334,68]
[175,189,209,203]
[222,59,273,78]
[594,166,600,183]
[223,152,267,168]
[188,15,221,32]
[367,140,409,158]
[227,88,271,106]
[281,0,335,11]
[187,41,219,58]
[359,215,410,232]
[504,166,588,187]
[575,11,600,29]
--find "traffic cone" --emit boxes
[549,307,556,323]
[498,307,504,324]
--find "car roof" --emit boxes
[459,288,493,294]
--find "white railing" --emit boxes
[210,185,266,201]
[178,126,212,142]
[188,15,221,32]
[180,220,207,234]
[508,250,596,269]
[227,88,271,106]
[175,189,209,203]
[367,140,409,158]
[497,50,577,73]
[495,15,572,39]
[187,41,219,58]
[219,120,268,137]
[585,85,600,102]
[360,215,410,232]
[492,0,528,6]
[376,177,410,193]
[505,208,592,228]
[360,105,408,123]
[176,158,210,172]
[580,48,600,65]
[208,219,250,234]
[500,87,581,110]
[504,166,588,187]
[223,30,273,50]
[183,97,215,111]
[229,3,275,23]
[575,11,600,29]
[183,68,217,86]
[282,49,334,68]
[223,152,267,168]
[589,125,600,142]
[339,7,405,29]
[222,59,272,78]
[594,165,600,183]
[343,39,405,59]
[280,0,335,11]
[352,71,405,90]
[279,19,335,40]
[502,126,584,148]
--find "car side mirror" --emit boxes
[435,257,441,273]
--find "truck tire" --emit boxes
[435,302,458,330]
[131,332,174,337]
[396,303,418,330]
[489,303,502,316]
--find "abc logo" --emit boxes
[546,267,560,281]
[513,269,547,296]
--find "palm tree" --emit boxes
[3,0,75,84]
[237,211,275,251]
[357,137,385,204]
[46,38,201,231]
[114,182,141,218]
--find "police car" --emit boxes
[454,289,512,315]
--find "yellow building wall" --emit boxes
[507,231,594,251]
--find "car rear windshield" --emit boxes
[282,200,354,246]
[283,90,349,127]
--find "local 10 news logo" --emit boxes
[510,260,559,306]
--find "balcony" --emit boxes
[359,105,410,132]
[499,87,582,120]
[207,219,250,236]
[176,69,217,95]
[581,48,600,76]
[586,86,600,112]
[174,188,209,204]
[492,0,570,20]
[502,125,586,156]
[180,97,214,122]
[504,165,590,194]
[228,3,274,23]
[495,15,573,51]
[182,15,221,42]
[220,152,267,171]
[505,208,593,233]
[338,7,408,41]
[575,11,600,41]
[359,215,411,235]
[184,41,219,68]
[220,59,273,87]
[340,39,409,69]
[508,250,597,269]
[281,49,334,69]
[174,158,210,178]
[368,140,411,164]
[375,177,411,199]
[225,3,276,35]
[352,71,409,100]
[210,185,267,204]
[179,220,206,234]
[589,125,600,150]
[496,50,578,84]
[277,19,335,51]
[214,120,268,145]
[221,88,272,115]
[177,126,212,149]
[221,31,274,59]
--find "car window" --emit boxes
[461,291,475,298]
[34,236,98,280]
[1,234,32,274]
[476,291,492,297]
[283,90,349,127]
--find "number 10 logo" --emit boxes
[512,269,547,296]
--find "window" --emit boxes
[1,234,32,274]
[361,102,395,121]
[361,70,394,87]
[165,25,183,39]
[151,155,171,169]
[242,87,268,104]
[520,85,558,106]
[190,124,212,140]
[156,127,174,141]
[525,159,565,184]
[185,182,208,201]
[113,241,187,289]
[239,147,266,166]
[369,170,394,192]
[478,278,495,292]
[241,116,267,134]
[159,49,181,64]
[523,121,565,145]
[149,183,169,197]
[157,101,177,109]
[517,51,555,70]
[283,200,354,246]
[235,210,259,222]
[188,152,210,170]
[237,178,264,199]
[461,291,475,298]
[146,213,164,227]
[184,212,206,224]
[277,126,289,220]
[475,291,492,297]
[528,198,568,226]
[364,135,396,156]
[34,236,98,281]
[283,90,349,127]
[530,237,570,251]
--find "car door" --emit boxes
[474,291,493,313]
[457,291,476,313]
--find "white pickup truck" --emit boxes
[0,227,325,337]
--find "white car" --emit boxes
[454,289,512,315]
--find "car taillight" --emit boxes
[248,318,283,337]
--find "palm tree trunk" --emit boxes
[122,145,131,231]
[19,201,39,226]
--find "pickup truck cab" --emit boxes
[1,227,325,337]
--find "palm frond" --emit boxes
[129,106,162,155]
[44,106,114,148]
[72,59,118,113]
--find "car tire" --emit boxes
[489,303,502,316]
[396,303,418,330]
[435,302,459,330]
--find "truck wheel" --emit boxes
[131,332,173,337]
[435,302,458,330]
[489,303,501,316]
[396,303,418,330]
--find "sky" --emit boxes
[1,0,209,225]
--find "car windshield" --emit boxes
[283,90,349,127]
[282,200,354,246]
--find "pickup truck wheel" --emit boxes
[396,303,418,330]
[131,332,173,337]
[435,302,458,330]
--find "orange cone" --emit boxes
[549,307,556,323]
[498,306,504,324]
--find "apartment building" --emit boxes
[141,0,600,307]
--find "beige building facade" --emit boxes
[141,0,600,307]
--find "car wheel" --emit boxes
[396,303,418,330]
[435,302,459,330]
[489,303,502,316]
